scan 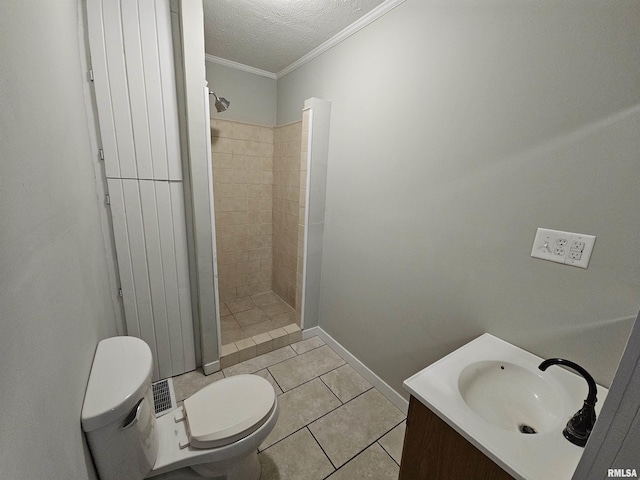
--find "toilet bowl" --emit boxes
[81,336,278,480]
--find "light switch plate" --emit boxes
[531,228,596,269]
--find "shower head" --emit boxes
[209,90,230,113]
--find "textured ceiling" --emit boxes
[203,0,386,74]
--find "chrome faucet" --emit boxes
[538,358,597,447]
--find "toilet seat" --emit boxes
[183,374,276,449]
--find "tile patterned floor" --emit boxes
[172,336,406,480]
[221,290,298,344]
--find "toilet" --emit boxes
[81,336,278,480]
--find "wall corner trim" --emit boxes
[202,359,221,375]
[303,326,409,414]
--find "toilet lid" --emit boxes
[183,374,276,449]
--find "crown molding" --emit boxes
[205,0,406,81]
[276,0,406,78]
[204,54,277,80]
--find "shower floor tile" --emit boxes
[251,291,282,307]
[261,300,294,319]
[242,320,278,337]
[234,308,270,327]
[220,290,295,345]
[225,296,256,314]
[220,315,245,344]
[271,312,297,328]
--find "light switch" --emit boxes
[531,228,595,269]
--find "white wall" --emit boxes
[178,1,221,373]
[206,60,277,126]
[573,310,640,478]
[277,0,640,394]
[0,1,118,478]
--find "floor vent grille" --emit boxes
[152,378,176,417]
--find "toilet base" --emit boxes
[149,450,260,480]
[190,449,260,480]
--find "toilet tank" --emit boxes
[82,337,159,480]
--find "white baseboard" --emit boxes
[203,359,220,375]
[303,326,409,414]
[302,326,321,340]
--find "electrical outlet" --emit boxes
[565,233,596,268]
[531,228,596,269]
[571,240,585,251]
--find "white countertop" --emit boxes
[403,333,608,480]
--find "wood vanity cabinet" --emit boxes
[399,396,514,480]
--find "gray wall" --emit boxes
[277,0,640,394]
[573,310,640,478]
[0,1,118,478]
[206,60,277,126]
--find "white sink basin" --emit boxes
[403,333,608,480]
[458,361,564,434]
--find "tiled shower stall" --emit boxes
[211,116,310,364]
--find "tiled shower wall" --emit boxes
[211,119,274,302]
[211,119,306,323]
[273,122,303,309]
